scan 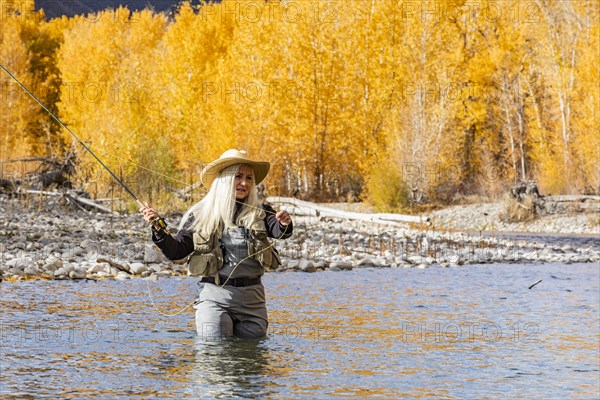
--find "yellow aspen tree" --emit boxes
[2,0,597,209]
[21,12,69,156]
[212,0,346,198]
[463,7,539,190]
[275,1,364,199]
[0,14,36,160]
[537,0,590,192]
[334,0,397,200]
[57,7,167,199]
[376,0,464,205]
[155,1,235,175]
[570,1,600,193]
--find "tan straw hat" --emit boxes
[200,149,270,189]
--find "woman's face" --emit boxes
[234,164,254,200]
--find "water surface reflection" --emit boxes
[1,262,598,398]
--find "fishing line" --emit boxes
[1,65,294,317]
[102,145,292,315]
[145,280,195,317]
[146,214,290,317]
[1,65,138,202]
[94,147,190,186]
[0,65,167,230]
[219,222,289,287]
[3,64,262,201]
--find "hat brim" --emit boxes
[201,158,270,189]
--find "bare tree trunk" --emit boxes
[502,79,518,181]
[516,106,527,181]
[541,0,582,190]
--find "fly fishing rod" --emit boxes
[0,64,167,232]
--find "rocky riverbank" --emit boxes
[429,202,599,235]
[1,196,598,282]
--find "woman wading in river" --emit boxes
[140,150,293,340]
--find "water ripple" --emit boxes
[1,263,598,398]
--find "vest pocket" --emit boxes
[256,245,281,271]
[188,253,220,276]
[267,247,281,271]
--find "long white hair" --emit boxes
[180,164,265,238]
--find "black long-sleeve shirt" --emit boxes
[152,204,293,261]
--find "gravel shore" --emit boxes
[1,197,598,282]
[429,202,599,235]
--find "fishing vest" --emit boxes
[187,219,281,277]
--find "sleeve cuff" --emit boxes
[151,227,167,242]
[279,222,292,236]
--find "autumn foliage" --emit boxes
[1,0,598,211]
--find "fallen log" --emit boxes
[21,189,61,196]
[266,196,429,224]
[543,195,600,214]
[544,195,600,202]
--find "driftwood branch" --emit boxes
[65,192,113,213]
[20,189,116,213]
[6,156,53,163]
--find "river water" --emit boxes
[1,262,598,399]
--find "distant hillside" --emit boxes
[35,0,187,19]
